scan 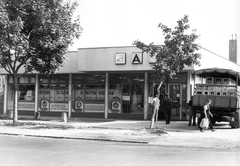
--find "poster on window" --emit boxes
[55,90,65,101]
[97,89,105,100]
[64,90,69,101]
[86,89,97,100]
[122,93,131,101]
[75,89,84,99]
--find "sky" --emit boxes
[68,0,237,59]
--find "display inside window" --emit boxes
[19,85,35,101]
[19,75,36,84]
[109,74,122,84]
[73,74,85,84]
[73,89,84,100]
[122,84,144,113]
[85,85,105,101]
[85,74,105,84]
[51,75,69,84]
[49,84,68,102]
[39,85,50,100]
[39,75,50,84]
[86,89,97,100]
[20,77,29,83]
[122,73,144,84]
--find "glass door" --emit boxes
[168,84,182,120]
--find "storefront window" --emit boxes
[39,75,50,104]
[7,75,36,111]
[108,84,122,113]
[39,74,69,112]
[122,73,144,114]
[122,84,144,113]
[72,74,85,112]
[108,73,144,114]
[49,84,69,102]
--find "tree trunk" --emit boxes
[12,75,18,125]
[149,80,163,129]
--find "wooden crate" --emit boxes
[193,95,238,108]
[215,78,222,84]
[206,77,214,84]
[193,95,214,106]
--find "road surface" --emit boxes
[0,135,239,166]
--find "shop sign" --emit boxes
[8,101,35,111]
[41,99,49,109]
[115,53,126,65]
[50,103,68,111]
[122,93,131,101]
[131,52,143,64]
[75,100,83,109]
[84,103,104,112]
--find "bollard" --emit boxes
[34,111,41,120]
[8,110,13,119]
[62,112,67,122]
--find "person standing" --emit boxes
[198,99,215,132]
[162,93,172,124]
[187,96,196,126]
[149,93,160,128]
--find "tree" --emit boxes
[133,15,201,129]
[0,0,82,125]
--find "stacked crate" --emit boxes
[194,77,238,96]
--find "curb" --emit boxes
[0,132,149,144]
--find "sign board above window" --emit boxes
[115,53,126,65]
[131,52,143,64]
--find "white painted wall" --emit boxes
[77,46,153,72]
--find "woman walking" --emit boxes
[198,99,215,132]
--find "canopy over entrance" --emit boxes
[194,68,240,81]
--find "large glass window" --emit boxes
[39,75,50,108]
[108,73,145,114]
[72,74,105,113]
[39,74,69,112]
[72,74,85,112]
[7,75,36,111]
[122,84,144,113]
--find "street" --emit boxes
[0,135,239,166]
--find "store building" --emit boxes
[1,46,240,120]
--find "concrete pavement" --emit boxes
[0,116,240,149]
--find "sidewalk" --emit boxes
[0,116,240,149]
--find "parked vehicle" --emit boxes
[192,68,240,128]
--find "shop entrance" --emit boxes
[168,83,182,120]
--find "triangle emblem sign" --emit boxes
[131,52,143,64]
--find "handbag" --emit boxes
[200,118,209,129]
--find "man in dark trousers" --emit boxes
[162,93,172,124]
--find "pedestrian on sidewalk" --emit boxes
[149,93,160,129]
[198,99,215,132]
[162,93,172,124]
[187,96,196,126]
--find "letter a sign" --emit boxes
[131,52,143,64]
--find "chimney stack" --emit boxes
[229,34,237,63]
